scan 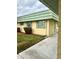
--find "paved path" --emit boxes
[17,33,58,59]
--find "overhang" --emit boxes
[17,10,59,22]
[39,0,58,15]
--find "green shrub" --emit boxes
[24,27,32,34]
[17,27,21,32]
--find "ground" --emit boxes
[17,33,45,54]
[17,33,57,59]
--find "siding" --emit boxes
[17,10,58,22]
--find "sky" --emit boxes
[17,0,49,17]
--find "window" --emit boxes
[36,21,46,28]
[26,22,32,28]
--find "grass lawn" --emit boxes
[17,33,45,54]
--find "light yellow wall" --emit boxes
[31,20,55,36]
[46,20,49,36]
[17,20,56,36]
[49,20,55,36]
[46,20,55,36]
[32,21,47,36]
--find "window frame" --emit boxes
[26,22,32,28]
[36,20,46,28]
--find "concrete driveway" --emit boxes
[17,33,58,59]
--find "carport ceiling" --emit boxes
[39,0,58,15]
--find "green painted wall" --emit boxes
[49,19,55,36]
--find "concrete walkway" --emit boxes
[17,33,58,59]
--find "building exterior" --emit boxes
[17,9,58,36]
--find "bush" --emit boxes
[17,27,21,32]
[24,27,32,34]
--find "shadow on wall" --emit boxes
[17,27,32,34]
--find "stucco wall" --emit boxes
[17,20,55,36]
[46,20,55,36]
[31,20,55,36]
[46,20,49,36]
[49,20,55,36]
[17,23,27,33]
[32,21,46,36]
